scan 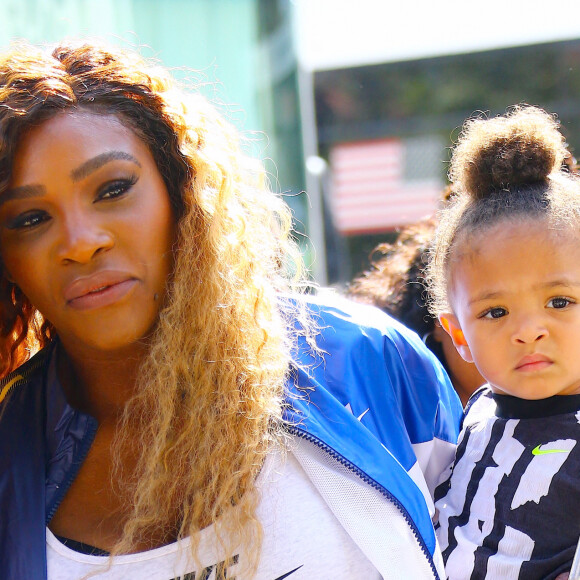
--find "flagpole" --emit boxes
[297,64,328,286]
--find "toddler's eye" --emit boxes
[481,307,507,319]
[548,297,572,309]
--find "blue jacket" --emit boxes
[0,295,462,579]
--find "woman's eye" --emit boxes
[548,297,573,309]
[96,176,137,201]
[6,211,50,230]
[481,307,507,319]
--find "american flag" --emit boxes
[329,135,445,235]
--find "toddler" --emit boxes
[428,106,580,580]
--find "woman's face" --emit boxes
[0,110,176,354]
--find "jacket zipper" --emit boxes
[287,424,440,580]
[45,417,98,524]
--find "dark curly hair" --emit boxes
[347,217,451,368]
[348,218,434,334]
[427,105,580,315]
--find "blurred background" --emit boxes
[3,0,580,285]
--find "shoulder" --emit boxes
[288,290,454,389]
[0,347,50,407]
[285,291,462,445]
[460,385,495,430]
[0,347,50,477]
[289,290,442,363]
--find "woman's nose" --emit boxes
[56,211,114,264]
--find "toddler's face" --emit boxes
[443,220,580,399]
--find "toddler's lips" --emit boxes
[515,354,552,372]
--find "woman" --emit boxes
[0,40,461,579]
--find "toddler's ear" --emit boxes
[438,313,473,363]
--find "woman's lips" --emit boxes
[64,272,137,310]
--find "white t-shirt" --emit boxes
[47,449,381,579]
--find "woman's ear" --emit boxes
[438,313,473,363]
[3,270,15,285]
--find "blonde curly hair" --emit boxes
[0,40,307,573]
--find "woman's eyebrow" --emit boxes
[0,184,44,206]
[70,151,141,182]
[0,151,143,207]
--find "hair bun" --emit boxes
[450,105,567,200]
